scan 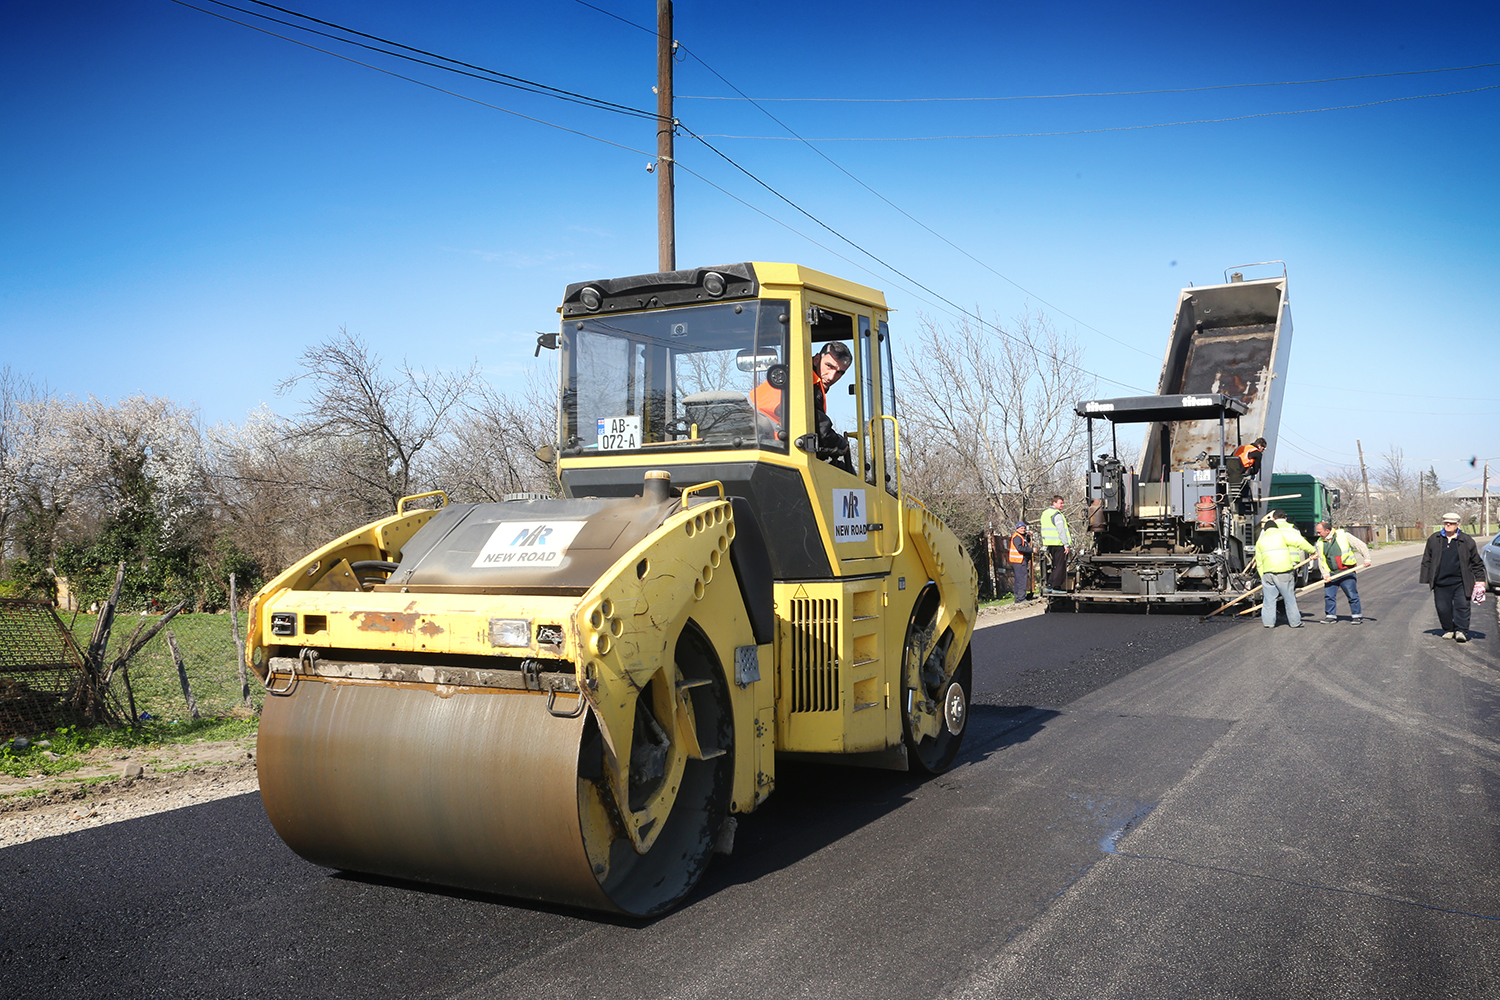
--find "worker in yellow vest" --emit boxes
[1040,495,1071,592]
[1253,508,1315,628]
[1315,521,1372,624]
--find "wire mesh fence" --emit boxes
[60,609,262,725]
[0,599,89,739]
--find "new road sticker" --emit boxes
[833,488,871,543]
[472,521,587,569]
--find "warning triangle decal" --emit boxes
[791,585,809,600]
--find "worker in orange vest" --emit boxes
[751,341,853,471]
[1232,437,1267,476]
[1008,522,1033,602]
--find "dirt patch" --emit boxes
[976,599,1049,630]
[0,738,259,848]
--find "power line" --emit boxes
[171,0,905,337]
[679,62,1500,102]
[565,0,1150,387]
[170,0,659,156]
[572,0,1154,360]
[174,0,1211,395]
[187,0,658,120]
[677,124,1147,392]
[572,0,655,36]
[670,40,1158,362]
[698,85,1500,141]
[1279,428,1355,464]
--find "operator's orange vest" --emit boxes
[1008,531,1026,564]
[752,358,823,424]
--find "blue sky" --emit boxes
[2,0,1497,490]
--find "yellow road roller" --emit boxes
[246,262,978,916]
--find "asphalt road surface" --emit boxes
[4,548,1496,999]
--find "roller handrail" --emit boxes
[397,490,448,515]
[681,480,725,505]
[545,688,587,718]
[878,414,905,558]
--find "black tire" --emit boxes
[901,589,971,775]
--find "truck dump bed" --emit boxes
[1138,271,1292,508]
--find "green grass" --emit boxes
[62,611,265,722]
[1,716,257,779]
[978,594,1023,609]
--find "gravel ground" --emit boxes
[0,739,259,849]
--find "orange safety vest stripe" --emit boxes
[1008,533,1026,563]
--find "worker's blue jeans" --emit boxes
[1324,575,1361,617]
[1261,572,1301,627]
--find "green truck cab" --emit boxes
[1270,472,1342,544]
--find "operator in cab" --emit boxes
[753,341,855,472]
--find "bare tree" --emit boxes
[276,329,480,517]
[1324,465,1372,524]
[203,406,346,581]
[1375,445,1414,525]
[898,310,1093,528]
[675,350,738,396]
[427,366,560,502]
[898,438,994,545]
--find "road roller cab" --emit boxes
[246,262,978,916]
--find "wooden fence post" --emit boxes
[166,630,200,721]
[229,573,250,706]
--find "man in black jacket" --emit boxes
[1419,512,1486,643]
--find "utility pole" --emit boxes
[1484,461,1491,536]
[1357,439,1374,540]
[656,0,675,272]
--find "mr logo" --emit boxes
[472,521,586,569]
[841,492,861,519]
[510,524,554,548]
